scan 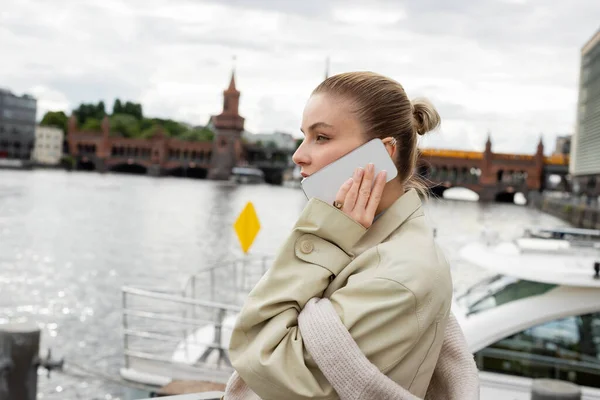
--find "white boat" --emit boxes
[229,167,265,184]
[456,228,600,399]
[119,230,600,399]
[525,226,600,242]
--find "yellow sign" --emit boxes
[234,202,261,254]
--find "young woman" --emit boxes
[225,71,454,399]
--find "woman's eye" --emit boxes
[316,135,329,143]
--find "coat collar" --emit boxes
[353,189,423,255]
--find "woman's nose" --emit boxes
[292,141,310,166]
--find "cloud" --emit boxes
[28,86,71,118]
[1,0,598,154]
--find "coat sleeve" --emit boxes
[228,199,421,400]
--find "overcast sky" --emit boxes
[1,0,598,154]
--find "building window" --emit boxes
[475,311,600,388]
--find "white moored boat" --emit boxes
[456,227,600,400]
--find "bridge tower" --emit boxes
[479,132,496,200]
[533,136,545,191]
[207,70,246,180]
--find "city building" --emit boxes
[32,125,64,165]
[243,131,297,151]
[571,28,600,196]
[553,135,571,156]
[0,88,37,160]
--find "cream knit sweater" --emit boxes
[224,298,480,400]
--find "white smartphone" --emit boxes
[301,138,398,205]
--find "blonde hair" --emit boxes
[312,71,440,197]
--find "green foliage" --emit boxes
[140,124,162,139]
[44,99,214,142]
[60,155,76,169]
[295,138,302,149]
[81,118,101,131]
[40,111,68,131]
[73,102,106,125]
[113,99,123,114]
[113,99,143,120]
[110,114,140,138]
[180,127,215,142]
[266,141,277,149]
[155,118,188,137]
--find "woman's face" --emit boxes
[293,93,365,178]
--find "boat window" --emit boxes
[459,277,557,316]
[475,311,600,388]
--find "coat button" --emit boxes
[300,240,314,254]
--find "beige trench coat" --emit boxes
[228,189,453,400]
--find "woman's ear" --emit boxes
[382,137,397,158]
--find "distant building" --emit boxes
[206,72,246,180]
[243,131,297,151]
[553,135,571,156]
[571,29,600,196]
[32,125,63,165]
[0,88,37,160]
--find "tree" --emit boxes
[154,118,188,137]
[81,118,102,131]
[40,111,68,132]
[123,101,143,120]
[110,114,140,138]
[113,99,123,114]
[73,102,105,124]
[97,101,106,116]
[181,127,214,142]
[140,124,162,139]
[196,127,214,142]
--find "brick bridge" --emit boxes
[67,72,292,184]
[66,71,569,201]
[418,135,570,201]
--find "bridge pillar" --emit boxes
[147,164,162,177]
[95,158,107,173]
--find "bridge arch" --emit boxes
[109,162,148,174]
[76,157,96,171]
[166,166,208,179]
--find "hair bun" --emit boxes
[411,98,441,136]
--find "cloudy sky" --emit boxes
[1,0,598,154]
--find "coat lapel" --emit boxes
[352,189,423,256]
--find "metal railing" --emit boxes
[121,256,272,381]
[137,393,224,400]
[476,346,600,379]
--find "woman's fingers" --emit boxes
[366,170,387,218]
[343,167,363,211]
[334,177,354,210]
[334,164,387,230]
[355,163,375,210]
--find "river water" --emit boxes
[0,169,569,400]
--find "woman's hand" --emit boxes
[334,163,387,229]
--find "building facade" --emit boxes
[0,89,37,160]
[571,29,600,196]
[32,125,63,165]
[553,135,571,156]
